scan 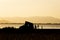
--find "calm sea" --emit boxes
[0,23,60,29]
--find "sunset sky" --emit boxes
[0,0,60,18]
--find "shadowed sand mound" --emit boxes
[0,21,60,40]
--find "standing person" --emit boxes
[41,25,43,29]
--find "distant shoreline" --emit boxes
[0,23,60,25]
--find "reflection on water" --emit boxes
[0,23,24,28]
[0,23,60,29]
[37,25,60,29]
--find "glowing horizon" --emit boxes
[0,0,60,18]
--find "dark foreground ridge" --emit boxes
[0,21,60,40]
[0,21,60,33]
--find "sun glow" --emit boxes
[0,0,60,18]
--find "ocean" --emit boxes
[0,23,60,29]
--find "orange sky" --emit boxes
[0,0,60,18]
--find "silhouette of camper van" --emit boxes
[19,21,34,31]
